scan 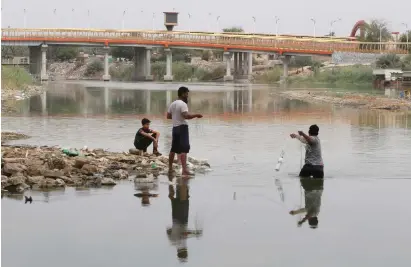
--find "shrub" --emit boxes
[85,60,104,76]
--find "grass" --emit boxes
[1,66,33,90]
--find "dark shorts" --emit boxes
[171,125,190,154]
[134,133,157,152]
[299,164,324,178]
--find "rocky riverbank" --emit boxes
[280,90,411,111]
[1,144,211,195]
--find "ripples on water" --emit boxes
[2,82,411,267]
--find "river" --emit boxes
[2,81,411,267]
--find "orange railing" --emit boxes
[1,28,409,54]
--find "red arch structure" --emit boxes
[350,20,367,38]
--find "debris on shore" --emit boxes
[281,90,411,111]
[1,145,212,195]
[1,132,31,142]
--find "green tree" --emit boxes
[399,31,411,53]
[375,54,403,69]
[222,27,244,33]
[85,60,104,76]
[362,19,392,42]
[111,47,134,60]
[1,46,29,59]
[55,47,78,61]
[290,56,313,68]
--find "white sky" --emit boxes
[1,0,410,37]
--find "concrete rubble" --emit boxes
[1,145,212,195]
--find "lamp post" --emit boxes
[188,13,192,33]
[252,16,256,34]
[53,9,57,27]
[87,9,91,29]
[310,18,316,38]
[152,12,155,31]
[380,25,383,53]
[121,10,126,30]
[23,8,27,28]
[208,12,212,32]
[329,18,341,37]
[71,8,75,28]
[216,16,220,32]
[274,16,280,37]
[402,23,409,51]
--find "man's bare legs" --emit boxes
[180,153,191,175]
[169,152,176,173]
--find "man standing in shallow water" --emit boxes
[167,87,203,175]
[290,124,324,178]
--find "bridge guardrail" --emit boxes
[1,28,409,54]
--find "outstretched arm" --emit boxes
[290,133,307,144]
[298,131,315,145]
[182,111,202,120]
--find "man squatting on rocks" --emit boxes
[167,87,203,175]
[133,118,162,156]
[290,124,324,178]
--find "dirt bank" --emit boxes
[1,144,211,195]
[281,90,411,111]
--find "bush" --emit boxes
[254,67,282,83]
[201,51,211,61]
[85,60,104,76]
[55,47,78,61]
[376,54,403,69]
[109,64,134,81]
[173,62,195,81]
[111,47,134,60]
[1,66,33,90]
[151,62,166,80]
[194,66,225,81]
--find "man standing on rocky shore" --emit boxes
[167,87,203,175]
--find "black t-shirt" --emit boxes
[134,127,152,144]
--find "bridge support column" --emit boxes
[280,55,291,82]
[233,52,238,77]
[40,45,48,81]
[29,45,48,81]
[166,90,172,107]
[164,48,173,81]
[102,46,111,81]
[223,52,233,81]
[238,53,243,75]
[145,47,153,81]
[247,52,253,77]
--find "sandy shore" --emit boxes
[281,90,411,111]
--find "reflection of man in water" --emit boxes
[166,177,202,261]
[289,178,324,229]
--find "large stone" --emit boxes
[55,178,66,187]
[39,178,59,188]
[43,170,64,178]
[101,178,117,186]
[47,156,67,170]
[2,163,26,176]
[74,158,89,169]
[129,148,142,155]
[81,164,98,176]
[26,176,45,185]
[112,169,129,180]
[8,175,26,186]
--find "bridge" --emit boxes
[1,28,409,82]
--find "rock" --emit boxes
[43,170,64,178]
[134,174,154,183]
[81,164,98,176]
[74,158,89,169]
[2,163,26,176]
[4,183,29,193]
[135,172,148,178]
[112,169,128,180]
[55,178,66,187]
[58,176,75,185]
[47,156,67,170]
[129,148,143,155]
[39,178,60,189]
[26,176,45,185]
[8,175,26,186]
[101,178,117,186]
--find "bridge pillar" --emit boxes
[29,45,48,81]
[102,46,111,81]
[247,52,253,77]
[280,55,291,82]
[223,52,233,81]
[145,47,153,81]
[238,53,243,75]
[40,45,49,81]
[164,48,173,81]
[166,90,172,107]
[233,52,238,76]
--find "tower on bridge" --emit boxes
[163,12,179,31]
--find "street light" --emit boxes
[87,9,91,29]
[53,9,57,27]
[188,13,192,33]
[274,16,280,37]
[121,10,126,30]
[402,23,409,50]
[380,24,383,53]
[23,8,27,28]
[252,16,256,34]
[329,18,342,37]
[152,12,155,31]
[216,16,220,32]
[71,9,75,28]
[310,18,316,38]
[208,12,212,32]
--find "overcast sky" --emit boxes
[1,0,410,36]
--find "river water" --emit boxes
[2,81,411,267]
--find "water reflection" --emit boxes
[166,176,202,262]
[134,178,159,207]
[289,178,324,229]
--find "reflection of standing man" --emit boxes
[166,177,202,262]
[289,178,324,229]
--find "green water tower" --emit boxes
[163,11,179,31]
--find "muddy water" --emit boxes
[2,82,411,267]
